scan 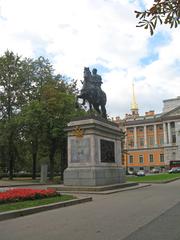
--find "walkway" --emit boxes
[0,180,180,240]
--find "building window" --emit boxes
[158,125,163,130]
[171,122,175,128]
[129,155,134,164]
[159,136,164,145]
[128,128,134,133]
[172,135,176,143]
[139,138,144,147]
[128,138,134,147]
[148,136,154,146]
[139,155,144,163]
[149,154,154,162]
[148,126,154,131]
[160,154,164,162]
[138,127,144,132]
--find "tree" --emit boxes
[39,78,84,180]
[135,0,180,35]
[19,101,44,179]
[0,51,26,179]
[0,50,86,180]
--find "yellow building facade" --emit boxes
[113,94,180,173]
[124,113,165,172]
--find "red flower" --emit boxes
[0,188,58,204]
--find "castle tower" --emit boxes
[131,82,139,116]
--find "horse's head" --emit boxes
[84,67,91,79]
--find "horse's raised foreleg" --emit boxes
[82,98,86,105]
[75,95,80,108]
[89,102,92,111]
[101,104,107,119]
[93,103,101,115]
[76,93,86,106]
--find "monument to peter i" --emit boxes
[63,67,125,186]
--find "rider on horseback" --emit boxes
[77,67,107,119]
[91,68,103,88]
[81,68,102,105]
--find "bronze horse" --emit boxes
[76,67,107,118]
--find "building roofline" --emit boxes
[163,96,180,102]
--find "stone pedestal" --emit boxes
[64,116,125,186]
[40,164,48,183]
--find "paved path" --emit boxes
[0,180,180,240]
[123,201,180,240]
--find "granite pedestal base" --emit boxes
[64,166,125,186]
[64,116,125,187]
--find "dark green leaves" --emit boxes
[135,0,180,35]
[0,50,85,179]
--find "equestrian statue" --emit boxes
[76,67,107,119]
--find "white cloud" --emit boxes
[0,0,179,118]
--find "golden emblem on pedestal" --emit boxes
[72,126,84,138]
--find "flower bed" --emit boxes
[0,188,58,204]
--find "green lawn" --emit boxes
[0,195,75,212]
[127,173,180,183]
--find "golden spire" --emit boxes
[131,82,139,115]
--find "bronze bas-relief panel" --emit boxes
[100,139,115,163]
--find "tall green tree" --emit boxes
[0,50,86,180]
[19,101,44,179]
[17,56,55,179]
[0,51,26,179]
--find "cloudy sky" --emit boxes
[0,0,179,118]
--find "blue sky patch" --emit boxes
[148,32,171,49]
[89,64,110,74]
[134,76,146,82]
[139,32,171,66]
[133,0,146,10]
[140,52,159,66]
[0,16,7,21]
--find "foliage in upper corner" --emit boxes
[135,0,180,35]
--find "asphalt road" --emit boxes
[1,180,180,240]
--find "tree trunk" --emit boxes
[32,152,37,180]
[8,136,14,180]
[32,136,38,180]
[0,146,7,173]
[49,154,54,181]
[49,140,57,181]
[60,138,67,182]
[9,155,14,180]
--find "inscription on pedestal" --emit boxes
[71,138,90,163]
[100,139,115,163]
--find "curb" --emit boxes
[49,182,138,192]
[0,196,92,222]
[129,177,180,184]
[57,184,151,195]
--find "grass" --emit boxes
[127,173,180,183]
[0,195,76,212]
